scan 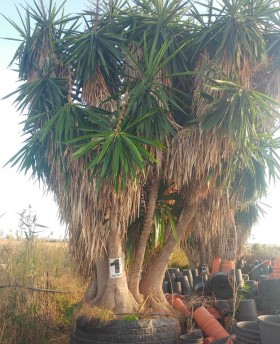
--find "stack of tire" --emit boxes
[70,318,179,344]
[208,273,233,299]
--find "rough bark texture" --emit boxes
[84,256,109,305]
[90,204,139,313]
[128,175,159,303]
[84,204,196,314]
[139,206,196,311]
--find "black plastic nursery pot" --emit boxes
[235,321,261,344]
[70,317,180,344]
[259,279,280,314]
[182,269,194,289]
[230,269,244,287]
[191,269,199,279]
[235,321,260,335]
[177,275,192,295]
[163,280,171,293]
[171,280,183,294]
[236,299,258,322]
[258,315,280,344]
[179,334,203,344]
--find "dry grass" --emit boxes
[0,239,190,343]
[170,247,189,269]
[0,239,86,344]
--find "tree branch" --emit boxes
[128,174,159,301]
[0,284,71,293]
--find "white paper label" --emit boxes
[109,257,122,278]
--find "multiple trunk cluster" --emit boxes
[6,0,280,314]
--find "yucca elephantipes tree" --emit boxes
[184,199,265,266]
[5,0,280,313]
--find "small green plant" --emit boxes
[122,314,139,321]
[74,304,115,325]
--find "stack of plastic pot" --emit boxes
[193,275,208,294]
[206,306,222,320]
[236,299,258,322]
[271,257,280,278]
[162,280,170,293]
[211,258,222,274]
[264,259,272,266]
[182,269,194,289]
[192,269,199,279]
[164,268,181,294]
[234,321,261,344]
[230,269,244,288]
[259,279,280,314]
[165,294,191,317]
[164,268,192,295]
[221,260,235,273]
[207,337,231,344]
[249,265,262,281]
[258,315,280,344]
[193,306,230,341]
[262,260,271,275]
[177,275,192,295]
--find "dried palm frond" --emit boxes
[251,57,280,101]
[165,127,236,192]
[124,44,144,84]
[48,151,143,278]
[82,69,116,111]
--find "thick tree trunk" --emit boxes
[128,174,159,303]
[83,203,196,314]
[85,204,140,313]
[140,206,196,311]
[84,256,109,304]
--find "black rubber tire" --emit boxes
[70,318,180,344]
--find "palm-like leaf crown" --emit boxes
[5,0,280,276]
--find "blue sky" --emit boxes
[0,0,279,243]
[0,0,84,239]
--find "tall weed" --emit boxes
[0,239,85,344]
